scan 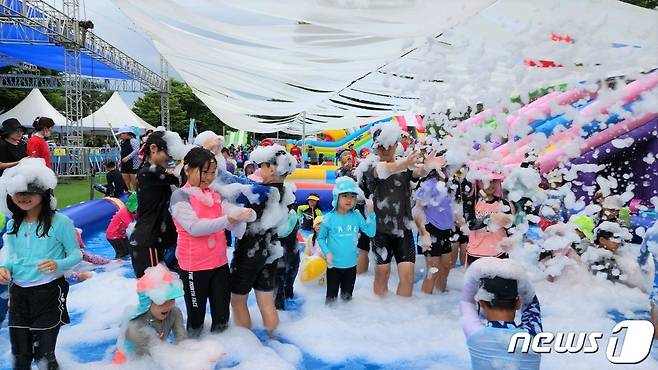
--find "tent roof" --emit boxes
[0,88,66,127]
[115,0,658,134]
[79,92,155,131]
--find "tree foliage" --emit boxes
[132,80,228,137]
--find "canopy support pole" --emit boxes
[301,112,306,168]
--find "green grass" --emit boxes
[55,177,95,209]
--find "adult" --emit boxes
[0,119,27,177]
[117,127,140,191]
[27,116,54,169]
[297,193,323,231]
[307,146,318,165]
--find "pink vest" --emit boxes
[174,186,228,271]
[467,200,507,258]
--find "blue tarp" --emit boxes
[0,0,130,79]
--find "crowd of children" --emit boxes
[0,120,656,369]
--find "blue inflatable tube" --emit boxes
[60,195,127,229]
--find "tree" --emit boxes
[621,0,657,8]
[132,79,228,137]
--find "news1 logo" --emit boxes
[508,320,655,364]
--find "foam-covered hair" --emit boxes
[371,123,402,150]
[249,144,297,176]
[161,130,196,161]
[0,157,57,215]
[465,257,533,304]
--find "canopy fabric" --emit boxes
[79,92,156,131]
[0,88,66,127]
[114,0,658,134]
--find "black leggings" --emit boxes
[130,245,164,278]
[275,247,301,310]
[179,265,231,334]
[10,327,60,370]
[326,267,357,303]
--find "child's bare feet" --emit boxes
[78,271,94,281]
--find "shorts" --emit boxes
[230,242,278,295]
[466,253,508,267]
[357,232,371,252]
[452,227,469,244]
[9,277,70,330]
[372,229,416,265]
[120,164,136,175]
[418,224,452,257]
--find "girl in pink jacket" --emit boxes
[170,147,254,337]
[105,193,137,259]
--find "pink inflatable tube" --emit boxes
[535,112,658,173]
[494,89,592,157]
[500,72,658,164]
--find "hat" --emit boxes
[130,264,184,320]
[1,118,25,136]
[125,192,138,213]
[193,130,224,149]
[602,195,624,210]
[569,215,594,241]
[114,127,135,136]
[244,160,255,169]
[332,176,363,208]
[307,193,320,202]
[478,276,518,303]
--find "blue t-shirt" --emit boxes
[317,210,376,268]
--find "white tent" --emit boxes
[114,0,658,134]
[0,88,66,128]
[79,92,156,132]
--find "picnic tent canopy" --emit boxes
[79,92,156,132]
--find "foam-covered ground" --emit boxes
[1,221,657,369]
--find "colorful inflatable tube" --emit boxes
[60,195,127,229]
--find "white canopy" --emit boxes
[0,88,66,128]
[114,0,658,134]
[79,92,156,131]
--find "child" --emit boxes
[297,193,322,231]
[106,192,138,259]
[464,166,515,266]
[94,160,128,198]
[67,228,112,282]
[0,158,83,370]
[597,194,624,223]
[130,131,180,278]
[305,216,324,257]
[113,264,186,363]
[460,257,542,370]
[415,170,454,294]
[317,177,376,303]
[537,223,582,280]
[335,150,355,179]
[568,215,595,255]
[170,147,254,336]
[587,221,633,282]
[214,145,297,334]
[27,117,54,169]
[357,124,444,297]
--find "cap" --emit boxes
[307,193,320,201]
[479,276,518,302]
[125,192,138,213]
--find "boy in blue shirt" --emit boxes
[460,258,542,370]
[317,177,376,304]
